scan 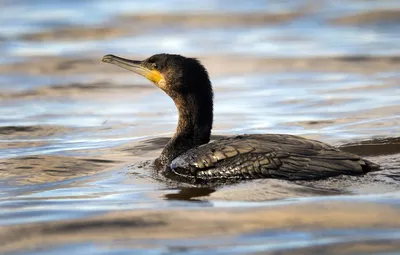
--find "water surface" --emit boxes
[0,0,399,254]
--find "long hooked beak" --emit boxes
[102,54,163,84]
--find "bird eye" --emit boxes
[152,63,158,69]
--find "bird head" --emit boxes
[102,53,211,98]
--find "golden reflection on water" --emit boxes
[1,201,399,254]
[0,155,120,184]
[0,1,399,254]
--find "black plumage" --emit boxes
[102,53,380,184]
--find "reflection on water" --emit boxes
[0,0,399,254]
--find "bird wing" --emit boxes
[170,134,376,181]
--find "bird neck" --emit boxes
[157,92,213,167]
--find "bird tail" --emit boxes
[361,159,381,173]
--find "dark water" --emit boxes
[0,0,400,254]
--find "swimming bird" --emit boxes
[102,53,379,183]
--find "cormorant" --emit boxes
[102,53,380,183]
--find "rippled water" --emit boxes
[0,0,400,254]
